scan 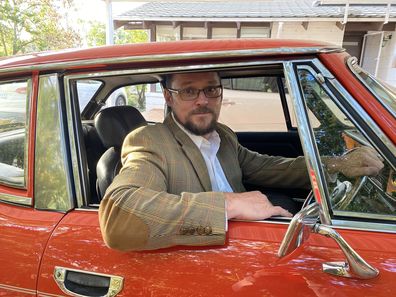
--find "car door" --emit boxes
[0,75,68,296]
[37,59,396,297]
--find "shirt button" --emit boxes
[204,226,212,235]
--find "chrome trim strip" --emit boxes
[24,79,32,189]
[0,193,31,205]
[237,217,396,233]
[331,220,396,234]
[283,61,332,224]
[75,207,99,211]
[347,56,396,119]
[1,46,342,75]
[64,78,84,208]
[37,292,64,297]
[333,210,396,222]
[65,59,285,81]
[0,283,35,295]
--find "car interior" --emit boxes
[70,65,312,213]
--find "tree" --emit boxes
[86,21,106,47]
[86,21,148,47]
[0,0,80,56]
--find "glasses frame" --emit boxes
[166,85,223,101]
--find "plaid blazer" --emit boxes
[99,115,308,251]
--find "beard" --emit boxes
[175,107,218,136]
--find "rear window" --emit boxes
[0,80,30,188]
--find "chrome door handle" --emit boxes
[54,266,123,297]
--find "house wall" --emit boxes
[271,21,345,46]
[377,30,396,88]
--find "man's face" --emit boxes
[163,72,222,137]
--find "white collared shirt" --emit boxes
[172,113,233,193]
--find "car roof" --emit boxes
[0,39,340,75]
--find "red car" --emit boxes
[0,39,395,297]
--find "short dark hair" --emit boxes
[161,74,173,89]
[162,72,221,89]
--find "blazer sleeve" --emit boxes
[218,124,310,189]
[98,126,226,251]
[238,143,310,189]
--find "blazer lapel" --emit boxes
[164,115,212,192]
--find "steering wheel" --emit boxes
[330,175,396,212]
[331,177,365,210]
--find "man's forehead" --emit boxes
[172,72,220,86]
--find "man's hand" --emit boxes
[326,146,384,178]
[224,191,292,220]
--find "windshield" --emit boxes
[348,57,396,117]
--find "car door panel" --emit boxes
[37,210,396,297]
[237,131,303,158]
[0,202,64,296]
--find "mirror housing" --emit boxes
[278,202,379,279]
[278,202,319,258]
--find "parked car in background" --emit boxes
[0,39,395,296]
[77,80,128,111]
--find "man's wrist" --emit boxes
[323,156,342,175]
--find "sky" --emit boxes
[72,0,145,22]
[68,1,145,46]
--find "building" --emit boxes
[113,0,396,87]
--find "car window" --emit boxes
[106,83,166,122]
[0,79,29,188]
[95,76,316,132]
[113,77,298,131]
[298,69,396,220]
[77,80,103,111]
[220,77,288,131]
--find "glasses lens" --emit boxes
[204,86,222,98]
[180,88,199,101]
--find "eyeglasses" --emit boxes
[167,85,223,101]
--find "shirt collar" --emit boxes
[171,112,220,149]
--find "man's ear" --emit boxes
[163,88,173,106]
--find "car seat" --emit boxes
[94,106,147,200]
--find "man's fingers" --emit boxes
[340,146,384,177]
[364,154,384,171]
[270,206,293,217]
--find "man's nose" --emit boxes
[195,90,209,105]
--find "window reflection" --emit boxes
[298,69,396,218]
[0,80,29,187]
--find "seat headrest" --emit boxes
[94,106,147,148]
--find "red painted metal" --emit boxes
[0,39,330,70]
[37,210,396,297]
[0,204,64,295]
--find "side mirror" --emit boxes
[278,202,379,279]
[277,202,319,258]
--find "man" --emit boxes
[99,72,383,251]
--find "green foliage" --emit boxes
[0,0,80,56]
[86,21,106,47]
[125,85,147,110]
[115,28,148,44]
[86,21,148,47]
